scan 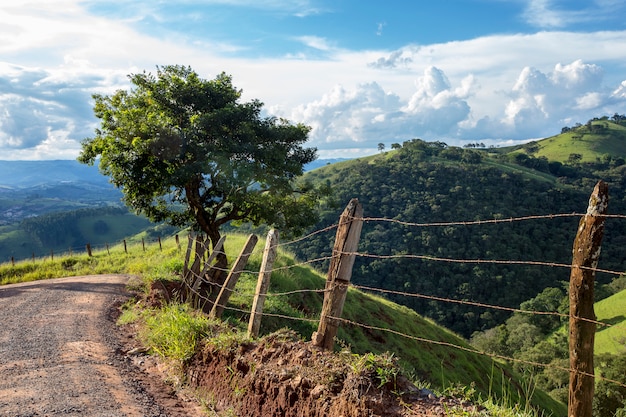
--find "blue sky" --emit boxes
[1,0,626,160]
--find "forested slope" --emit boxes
[292,137,626,337]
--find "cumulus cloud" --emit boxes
[290,66,474,154]
[2,0,626,159]
[501,61,606,131]
[368,49,413,69]
[0,62,129,159]
[287,59,626,154]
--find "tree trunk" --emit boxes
[205,225,228,286]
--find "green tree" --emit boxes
[79,65,322,270]
[594,353,626,417]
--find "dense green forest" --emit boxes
[292,118,626,338]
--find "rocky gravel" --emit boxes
[0,275,203,417]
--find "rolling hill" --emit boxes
[498,117,626,164]
[293,122,626,338]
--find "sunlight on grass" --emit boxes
[140,303,212,361]
[0,231,564,417]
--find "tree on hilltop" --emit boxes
[78,65,325,273]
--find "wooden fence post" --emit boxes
[569,180,608,417]
[158,236,162,251]
[210,234,259,319]
[313,198,364,350]
[123,239,127,254]
[175,234,180,251]
[142,238,145,252]
[248,229,279,338]
[191,236,226,293]
[86,243,92,257]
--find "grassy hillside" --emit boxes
[0,232,566,416]
[501,119,626,164]
[595,289,626,355]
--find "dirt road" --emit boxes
[0,275,201,417]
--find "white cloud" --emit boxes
[294,36,335,51]
[287,59,626,152]
[2,1,626,159]
[521,0,626,28]
[290,66,474,153]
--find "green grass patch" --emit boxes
[595,289,626,355]
[140,303,212,361]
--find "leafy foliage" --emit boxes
[78,65,323,252]
[594,352,626,417]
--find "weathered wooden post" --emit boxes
[248,229,279,338]
[569,180,608,417]
[158,236,162,251]
[191,236,226,293]
[123,239,127,254]
[210,234,259,319]
[175,234,180,251]
[86,243,92,257]
[141,237,145,252]
[313,198,363,350]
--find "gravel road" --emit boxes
[0,275,203,417]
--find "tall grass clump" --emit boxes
[140,303,211,362]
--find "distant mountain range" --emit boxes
[0,158,347,189]
[0,160,111,188]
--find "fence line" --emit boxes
[181,231,623,329]
[178,271,626,391]
[5,206,626,394]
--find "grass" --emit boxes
[0,231,565,417]
[139,303,212,361]
[509,121,626,164]
[0,233,183,285]
[594,289,626,355]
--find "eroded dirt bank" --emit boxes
[185,330,480,417]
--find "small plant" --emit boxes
[116,299,141,325]
[351,352,399,389]
[205,327,251,354]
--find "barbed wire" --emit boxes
[349,283,613,328]
[173,276,626,390]
[345,251,625,278]
[360,212,626,228]
[276,223,339,248]
[329,315,626,390]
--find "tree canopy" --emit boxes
[79,65,322,253]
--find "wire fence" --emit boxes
[3,207,625,392]
[175,206,626,392]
